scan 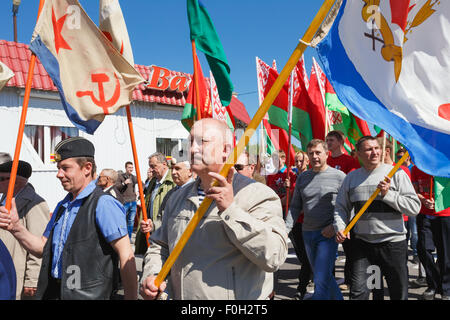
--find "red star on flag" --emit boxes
[52,7,71,54]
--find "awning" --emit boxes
[228,96,251,125]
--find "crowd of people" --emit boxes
[0,121,448,301]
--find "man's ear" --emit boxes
[83,162,93,177]
[223,143,233,163]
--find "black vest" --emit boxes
[35,188,119,300]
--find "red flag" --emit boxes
[307,59,327,140]
[181,53,211,130]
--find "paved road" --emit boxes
[132,235,433,300]
[274,240,431,300]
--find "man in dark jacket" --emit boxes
[0,159,50,299]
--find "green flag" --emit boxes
[187,0,233,107]
[434,176,450,212]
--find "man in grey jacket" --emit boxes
[334,136,420,300]
[140,118,288,300]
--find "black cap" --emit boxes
[53,137,95,162]
[0,160,32,179]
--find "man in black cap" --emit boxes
[0,158,50,300]
[0,137,137,300]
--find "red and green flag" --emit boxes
[264,68,299,160]
[325,78,372,149]
[181,53,211,131]
[307,58,327,141]
[187,0,233,108]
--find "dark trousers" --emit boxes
[431,216,450,296]
[289,222,313,294]
[416,215,440,291]
[350,238,409,300]
[342,237,354,285]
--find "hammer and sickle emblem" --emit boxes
[76,73,121,115]
[362,0,404,82]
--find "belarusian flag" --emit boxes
[264,68,297,161]
[187,0,233,107]
[325,78,371,147]
[307,58,327,140]
[181,53,211,131]
[256,57,277,157]
[210,70,234,130]
[291,58,314,150]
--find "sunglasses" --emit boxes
[234,164,246,171]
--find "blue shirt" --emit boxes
[43,181,127,279]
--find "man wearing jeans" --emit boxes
[117,161,139,240]
[286,139,346,300]
[334,136,420,300]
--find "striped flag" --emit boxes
[316,0,450,177]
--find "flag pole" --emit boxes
[285,70,294,215]
[125,105,150,246]
[343,151,409,236]
[5,0,45,212]
[191,40,202,121]
[381,130,387,163]
[153,0,338,288]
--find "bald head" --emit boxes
[190,118,234,175]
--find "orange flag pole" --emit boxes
[153,0,337,288]
[125,105,150,246]
[191,40,202,121]
[5,0,45,212]
[343,151,410,236]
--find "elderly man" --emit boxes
[0,137,137,300]
[334,136,420,300]
[97,169,124,204]
[140,118,288,300]
[140,161,195,235]
[134,152,176,255]
[0,159,50,299]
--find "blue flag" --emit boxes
[316,0,450,177]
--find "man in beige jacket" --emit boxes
[140,118,288,300]
[0,159,50,299]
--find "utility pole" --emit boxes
[13,0,21,42]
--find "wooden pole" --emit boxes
[125,105,150,246]
[5,0,45,212]
[343,151,410,236]
[153,0,338,288]
[381,130,386,163]
[285,70,294,215]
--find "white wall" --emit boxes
[0,88,188,210]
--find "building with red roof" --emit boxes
[0,39,251,208]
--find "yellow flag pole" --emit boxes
[343,151,410,236]
[154,0,338,288]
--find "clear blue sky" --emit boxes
[0,0,324,122]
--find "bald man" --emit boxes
[140,118,288,300]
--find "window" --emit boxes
[24,125,79,164]
[156,138,188,161]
